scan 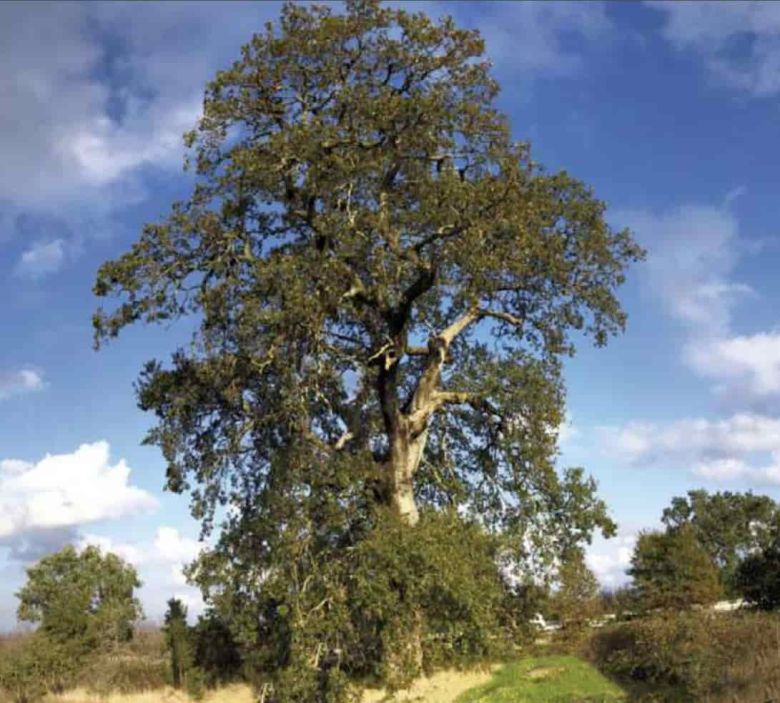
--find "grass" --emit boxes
[454,655,627,703]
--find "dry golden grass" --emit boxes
[44,667,496,703]
[360,665,497,703]
[46,683,255,703]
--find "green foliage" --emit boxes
[735,537,780,610]
[455,655,625,703]
[587,611,780,702]
[0,635,78,703]
[194,510,520,698]
[16,544,142,653]
[628,526,722,611]
[163,598,194,689]
[191,610,244,686]
[548,550,601,633]
[92,0,642,699]
[185,667,208,700]
[662,489,779,594]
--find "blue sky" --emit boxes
[3,1,780,627]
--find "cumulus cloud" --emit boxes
[0,2,282,276]
[0,368,44,400]
[0,441,157,540]
[600,413,780,486]
[0,1,612,277]
[618,203,780,406]
[586,531,636,588]
[647,1,780,98]
[686,332,780,403]
[153,526,202,564]
[77,533,147,566]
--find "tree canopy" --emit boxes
[16,545,142,652]
[93,0,642,697]
[629,527,722,611]
[661,489,779,594]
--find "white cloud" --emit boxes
[586,531,636,588]
[618,204,745,337]
[0,368,44,400]
[453,2,611,77]
[556,411,580,447]
[618,203,780,405]
[78,533,146,566]
[601,413,780,486]
[0,1,611,277]
[687,332,780,401]
[647,2,780,98]
[0,441,157,539]
[0,2,282,276]
[692,454,780,486]
[153,526,202,564]
[15,239,67,279]
[603,413,780,462]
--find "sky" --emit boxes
[3,0,780,628]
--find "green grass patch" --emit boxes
[456,655,627,703]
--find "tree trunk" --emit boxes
[387,422,427,526]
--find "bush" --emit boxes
[0,635,79,703]
[735,539,780,610]
[586,610,780,702]
[81,653,168,696]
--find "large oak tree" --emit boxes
[94,1,642,696]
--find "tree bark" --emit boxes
[387,422,427,526]
[382,307,484,527]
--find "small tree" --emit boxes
[191,611,243,686]
[549,550,600,631]
[16,545,142,654]
[629,527,722,611]
[163,599,194,689]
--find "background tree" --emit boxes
[190,610,243,687]
[163,598,193,689]
[93,0,642,696]
[16,545,142,654]
[549,550,601,632]
[629,527,722,611]
[662,489,778,595]
[734,537,780,610]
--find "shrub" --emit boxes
[81,653,168,696]
[735,539,780,610]
[0,635,79,703]
[586,610,780,702]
